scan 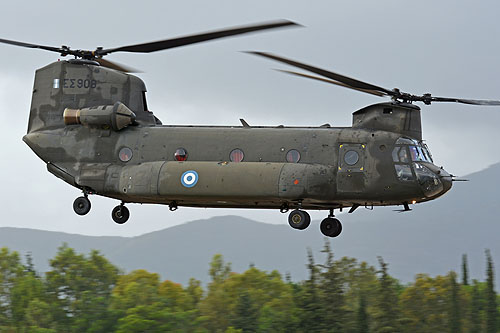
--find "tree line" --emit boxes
[0,242,497,332]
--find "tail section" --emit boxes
[27,59,155,133]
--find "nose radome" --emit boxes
[422,163,453,194]
[438,168,453,193]
[430,165,453,194]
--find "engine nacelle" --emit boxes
[63,102,136,131]
[352,102,422,140]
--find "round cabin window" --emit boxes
[344,150,359,165]
[174,148,188,161]
[118,147,133,162]
[230,148,244,162]
[286,149,301,163]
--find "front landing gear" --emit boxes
[112,204,130,224]
[288,209,311,230]
[73,196,91,216]
[285,206,342,237]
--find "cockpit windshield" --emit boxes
[421,143,434,162]
[394,137,433,163]
[393,137,436,185]
[409,144,433,163]
[409,146,423,161]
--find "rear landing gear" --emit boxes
[72,191,130,224]
[320,209,342,237]
[288,209,311,230]
[73,196,91,216]
[320,217,342,237]
[112,204,130,224]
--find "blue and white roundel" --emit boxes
[181,170,198,188]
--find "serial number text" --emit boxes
[63,79,97,89]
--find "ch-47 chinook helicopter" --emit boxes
[3,20,500,238]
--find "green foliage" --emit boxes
[232,290,258,331]
[0,247,24,325]
[296,248,322,332]
[10,272,45,325]
[462,254,469,286]
[186,277,203,308]
[357,293,369,333]
[469,279,481,333]
[0,245,497,332]
[485,249,498,333]
[111,269,200,332]
[209,253,231,285]
[45,244,120,332]
[400,274,452,332]
[200,254,297,332]
[23,299,56,332]
[373,257,400,333]
[449,272,462,333]
[318,240,345,332]
[340,258,379,331]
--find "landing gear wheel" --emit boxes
[73,196,91,216]
[288,209,311,230]
[320,218,342,237]
[112,205,130,224]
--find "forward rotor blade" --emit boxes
[429,96,500,106]
[247,51,393,95]
[96,58,140,73]
[99,20,299,56]
[276,69,387,97]
[0,37,63,53]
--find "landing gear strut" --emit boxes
[112,203,130,224]
[73,194,91,216]
[320,209,342,237]
[288,209,311,230]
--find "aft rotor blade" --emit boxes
[99,20,299,56]
[276,69,387,97]
[0,37,63,53]
[96,58,140,73]
[247,51,393,95]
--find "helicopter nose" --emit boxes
[419,163,453,196]
[439,169,453,194]
[428,165,453,194]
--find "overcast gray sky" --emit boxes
[1,0,499,236]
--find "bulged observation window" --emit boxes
[119,147,133,162]
[230,149,244,162]
[286,149,301,163]
[174,148,188,161]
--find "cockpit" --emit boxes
[392,137,450,198]
[393,137,433,163]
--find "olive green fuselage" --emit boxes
[23,60,452,212]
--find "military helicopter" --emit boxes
[3,21,500,238]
